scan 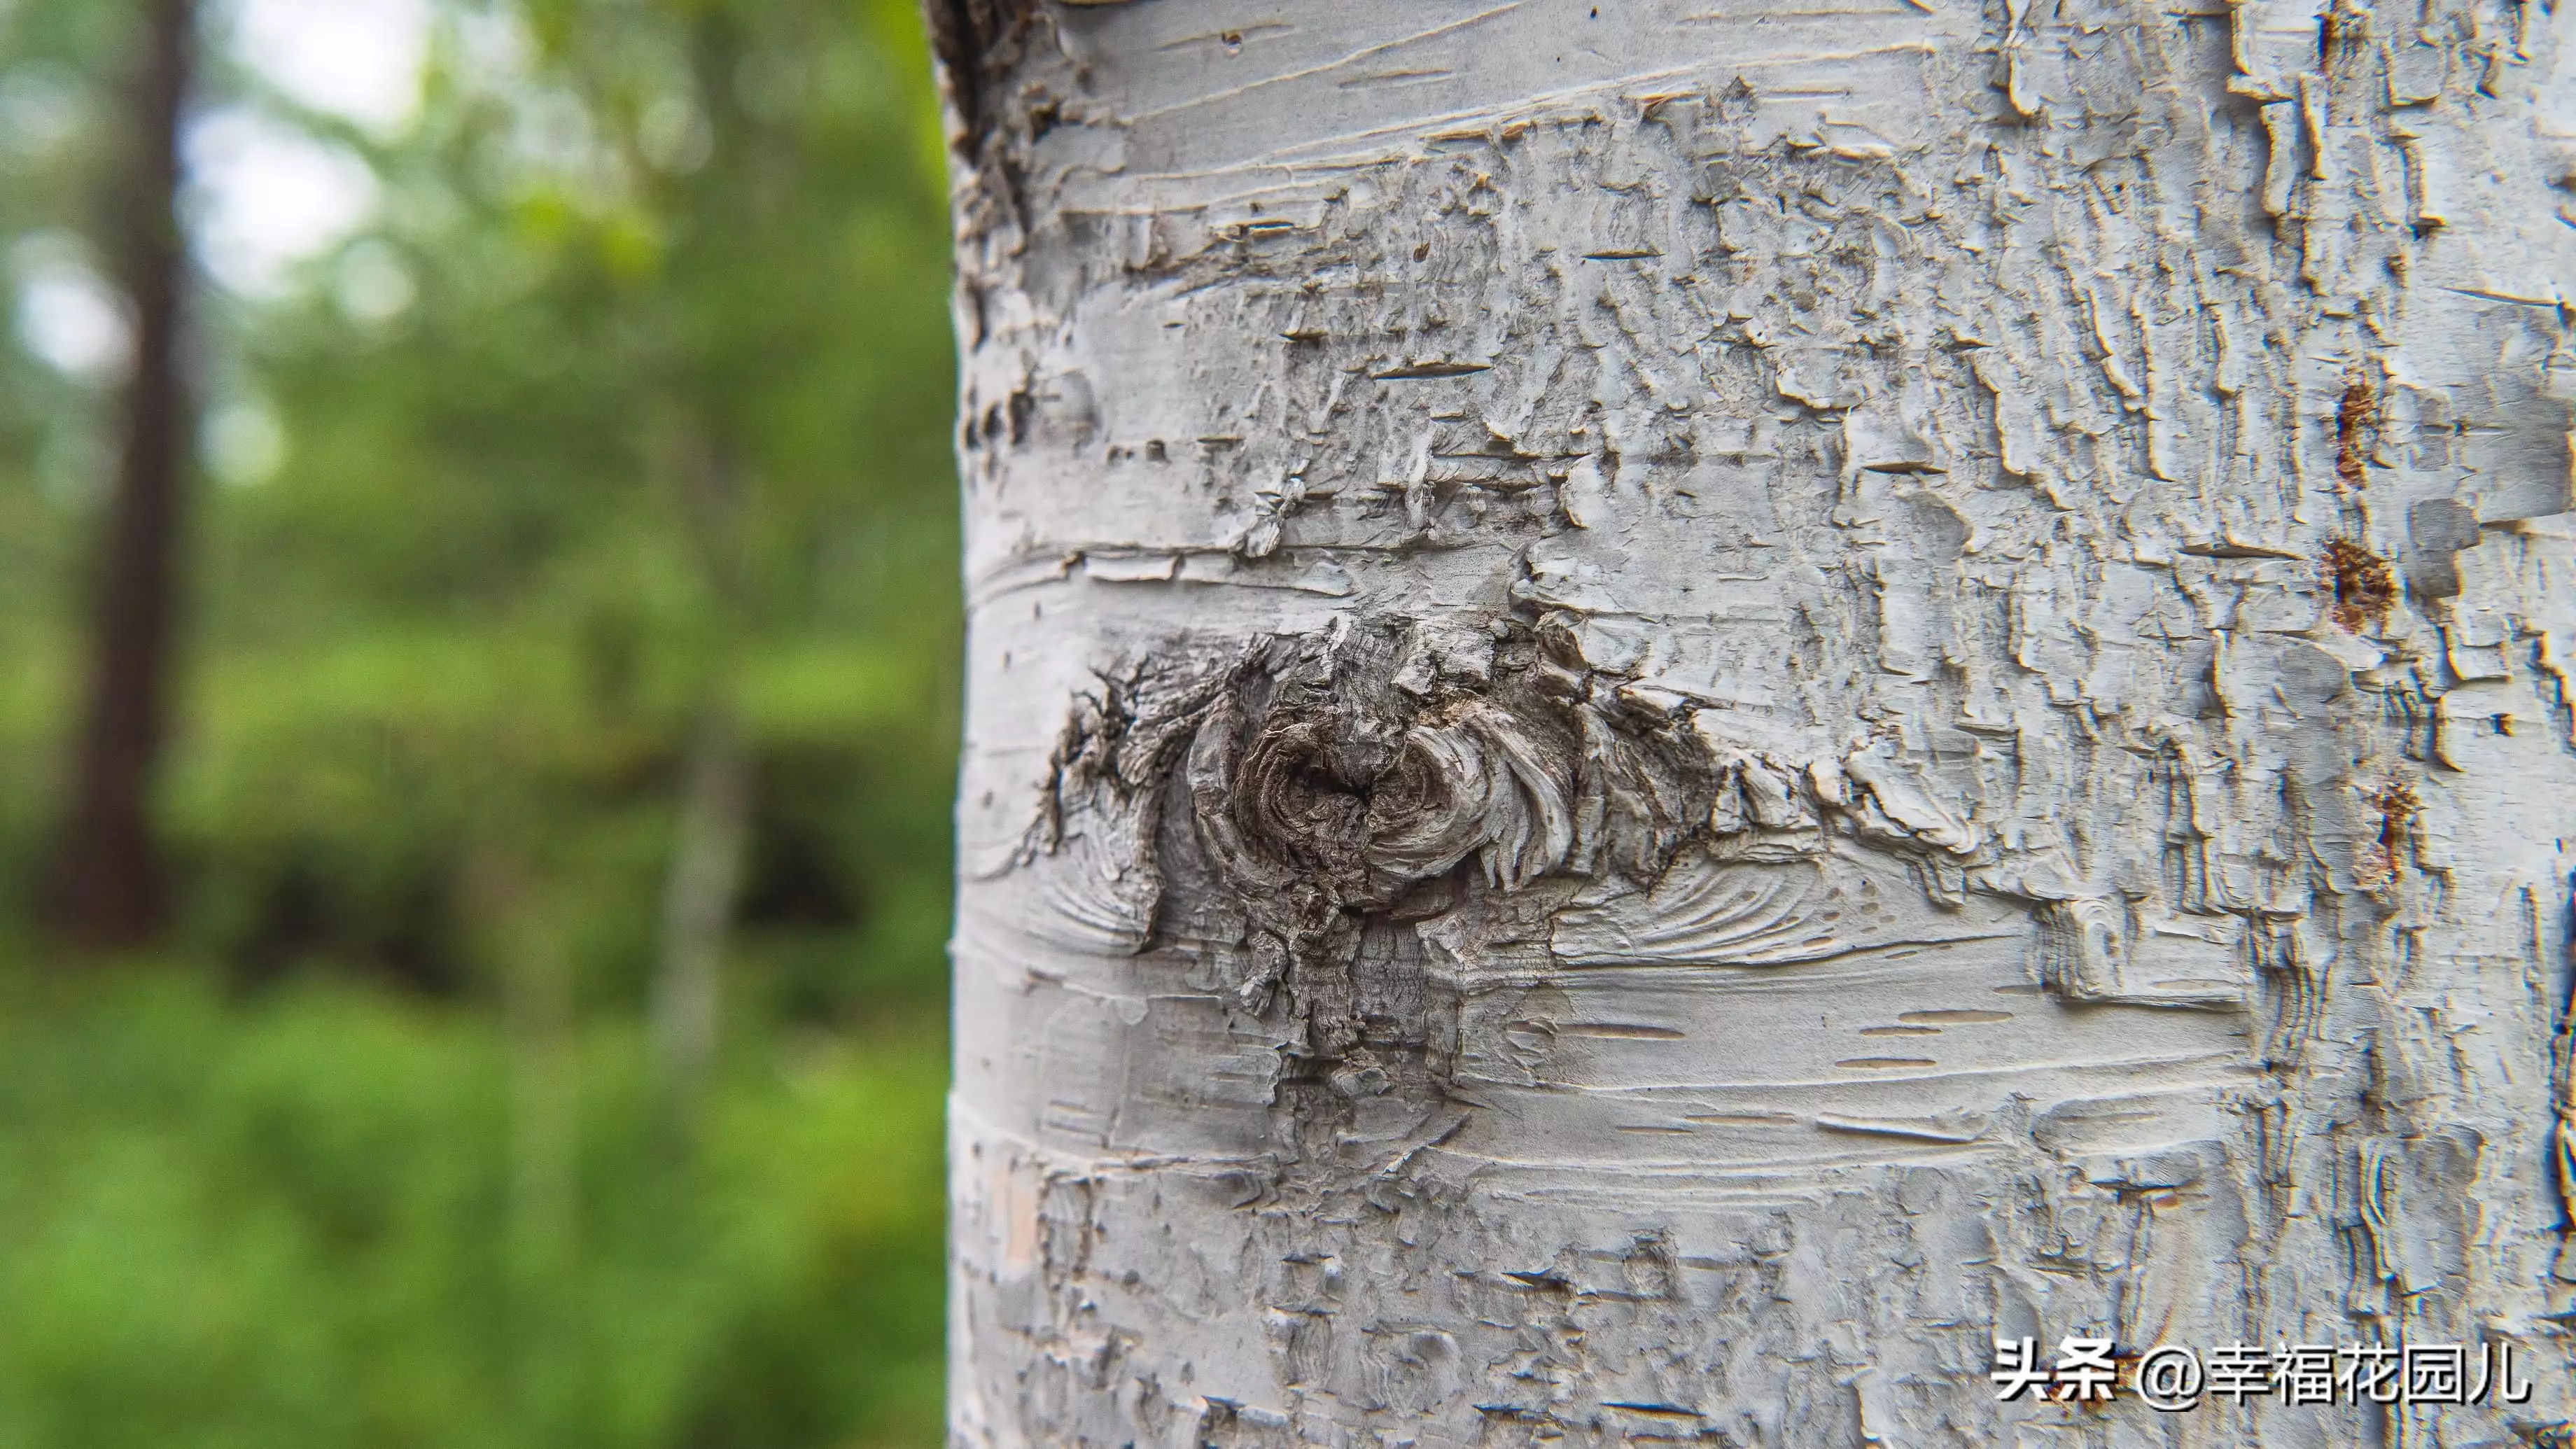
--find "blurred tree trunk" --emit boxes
[647,6,766,1136]
[652,703,748,1131]
[650,421,749,1136]
[938,2,2576,1443]
[46,0,195,950]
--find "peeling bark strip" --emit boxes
[923,0,1039,160]
[939,1,2576,1443]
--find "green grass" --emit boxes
[0,965,944,1449]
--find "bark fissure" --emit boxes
[941,0,2576,1441]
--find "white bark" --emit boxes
[935,1,2576,1441]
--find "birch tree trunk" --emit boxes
[934,1,2576,1442]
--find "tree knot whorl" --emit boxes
[1182,628,1580,1046]
[1365,699,1574,893]
[1189,641,1576,915]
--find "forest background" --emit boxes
[0,0,957,1444]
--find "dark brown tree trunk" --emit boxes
[47,0,195,950]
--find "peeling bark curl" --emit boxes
[946,0,2576,1440]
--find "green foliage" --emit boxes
[0,967,946,1449]
[171,0,963,1012]
[0,0,960,1440]
[0,0,961,1007]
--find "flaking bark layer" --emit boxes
[940,1,2576,1443]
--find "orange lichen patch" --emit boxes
[2320,537,2397,631]
[2356,778,2420,886]
[2335,373,2376,489]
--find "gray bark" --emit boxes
[937,1,2576,1443]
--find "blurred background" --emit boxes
[0,0,956,1444]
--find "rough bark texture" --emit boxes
[939,2,2576,1443]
